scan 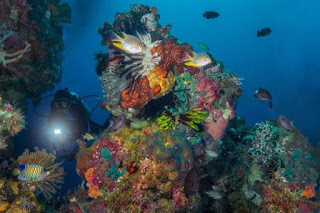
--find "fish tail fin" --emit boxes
[257,31,260,37]
[290,120,296,129]
[111,32,124,42]
[269,101,273,109]
[112,42,125,51]
[183,52,194,62]
[121,32,128,38]
[185,61,200,67]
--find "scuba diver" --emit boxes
[45,89,110,159]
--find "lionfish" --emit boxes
[13,147,64,199]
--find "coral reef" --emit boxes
[0,178,41,213]
[15,147,64,199]
[73,126,201,212]
[97,4,209,116]
[88,4,247,212]
[0,27,31,67]
[0,96,24,150]
[59,3,320,213]
[0,148,64,212]
[60,182,90,213]
[0,0,71,108]
[202,116,320,212]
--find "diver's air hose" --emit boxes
[33,94,102,118]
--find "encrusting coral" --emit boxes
[0,26,31,67]
[0,97,25,150]
[65,3,320,213]
[0,0,71,107]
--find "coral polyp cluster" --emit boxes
[0,27,31,67]
[121,76,161,109]
[0,2,313,213]
[80,4,246,212]
[0,97,24,150]
[0,0,71,107]
[72,127,201,212]
[265,172,313,213]
[0,148,64,212]
[85,4,320,213]
[97,5,207,114]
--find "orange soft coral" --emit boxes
[76,141,96,177]
[121,76,160,109]
[85,168,94,182]
[85,168,101,198]
[302,185,315,199]
[88,184,101,199]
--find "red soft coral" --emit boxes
[121,76,160,109]
[152,41,199,75]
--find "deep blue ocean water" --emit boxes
[15,0,320,197]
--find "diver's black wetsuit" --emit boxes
[47,89,106,141]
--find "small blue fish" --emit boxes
[17,164,49,181]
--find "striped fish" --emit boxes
[17,164,48,181]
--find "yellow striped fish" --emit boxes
[17,164,49,181]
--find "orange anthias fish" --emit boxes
[302,185,315,199]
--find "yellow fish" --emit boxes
[111,32,143,54]
[17,164,49,181]
[184,52,212,67]
[82,132,97,141]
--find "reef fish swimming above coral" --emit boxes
[111,32,143,54]
[0,2,319,213]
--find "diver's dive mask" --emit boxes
[52,98,71,111]
[51,89,73,113]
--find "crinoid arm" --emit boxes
[179,108,209,131]
[16,147,64,199]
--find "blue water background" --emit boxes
[15,0,320,197]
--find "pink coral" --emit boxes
[204,116,229,139]
[4,103,12,112]
[131,178,151,211]
[204,105,235,139]
[172,186,188,209]
[87,138,123,190]
[151,7,158,14]
[196,71,220,111]
[140,157,152,174]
